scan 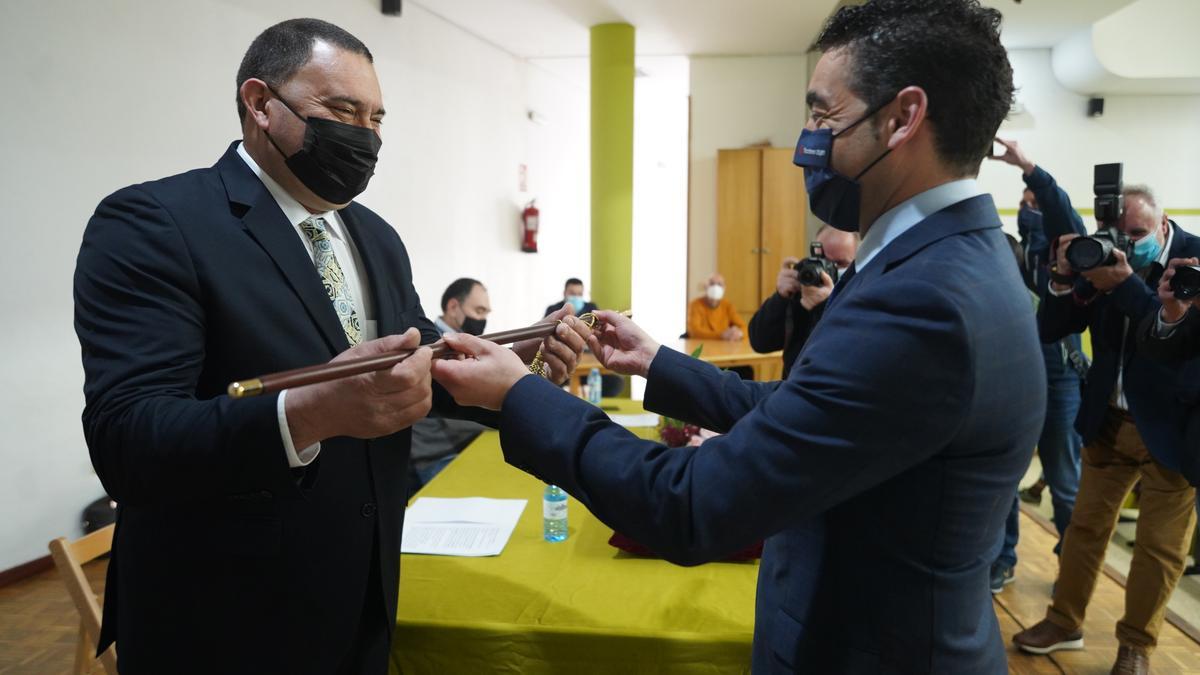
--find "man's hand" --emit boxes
[1080,248,1134,292]
[431,334,530,411]
[285,328,433,449]
[1158,257,1200,323]
[586,310,661,378]
[776,258,801,298]
[799,271,834,310]
[512,306,592,385]
[720,326,744,341]
[989,137,1035,176]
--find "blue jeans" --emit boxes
[996,337,1084,568]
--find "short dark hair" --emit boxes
[564,278,584,290]
[235,18,373,122]
[441,278,482,312]
[813,0,1013,175]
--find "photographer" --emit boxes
[1138,257,1200,576]
[747,225,857,377]
[987,142,1088,593]
[1012,175,1200,672]
[1138,256,1200,369]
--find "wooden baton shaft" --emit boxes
[227,323,559,399]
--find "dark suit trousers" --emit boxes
[1048,408,1196,649]
[336,531,391,675]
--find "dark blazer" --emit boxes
[747,293,825,378]
[499,194,1045,673]
[1039,222,1200,471]
[74,142,488,673]
[1136,309,1200,484]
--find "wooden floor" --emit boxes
[999,506,1200,674]
[0,511,1196,674]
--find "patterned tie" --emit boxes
[299,216,362,345]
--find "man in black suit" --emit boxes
[543,277,598,319]
[747,225,857,377]
[73,18,583,674]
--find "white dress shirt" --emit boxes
[854,179,983,273]
[236,143,377,468]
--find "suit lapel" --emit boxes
[340,206,397,337]
[824,194,1002,314]
[216,144,349,354]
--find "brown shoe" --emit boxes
[1110,646,1149,675]
[1012,619,1084,654]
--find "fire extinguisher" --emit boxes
[521,199,539,253]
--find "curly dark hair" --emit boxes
[813,0,1014,175]
[236,18,373,122]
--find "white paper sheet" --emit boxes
[401,497,527,557]
[608,413,660,429]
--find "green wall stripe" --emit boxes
[590,23,635,313]
[997,207,1200,217]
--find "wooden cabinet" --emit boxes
[717,147,810,323]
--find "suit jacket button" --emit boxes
[361,502,377,517]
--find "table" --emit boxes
[569,338,782,396]
[391,398,757,675]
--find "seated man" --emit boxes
[544,277,621,397]
[408,278,492,496]
[544,277,598,319]
[687,273,747,341]
[748,225,857,377]
[437,277,491,336]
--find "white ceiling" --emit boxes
[982,0,1135,49]
[409,0,1139,58]
[408,0,841,58]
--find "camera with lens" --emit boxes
[1171,265,1200,300]
[1065,163,1130,271]
[793,242,839,287]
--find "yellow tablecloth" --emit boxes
[391,398,757,675]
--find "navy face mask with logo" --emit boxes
[265,88,383,205]
[792,101,893,232]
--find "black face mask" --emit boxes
[265,88,382,205]
[460,316,487,336]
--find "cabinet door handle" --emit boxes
[761,248,772,255]
[750,247,761,254]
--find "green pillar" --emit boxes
[590,23,634,313]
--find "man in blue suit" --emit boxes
[73,19,583,674]
[432,1,1045,672]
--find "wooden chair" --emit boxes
[48,524,118,675]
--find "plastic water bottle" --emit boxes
[587,367,603,406]
[543,484,568,542]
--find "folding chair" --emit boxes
[48,524,118,674]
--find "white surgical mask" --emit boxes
[706,284,725,302]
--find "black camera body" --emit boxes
[1065,163,1129,271]
[1065,227,1131,271]
[1171,265,1200,300]
[793,242,839,287]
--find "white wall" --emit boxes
[978,49,1200,236]
[0,0,588,571]
[688,55,809,300]
[630,57,690,398]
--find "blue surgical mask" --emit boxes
[1128,233,1162,270]
[792,101,893,232]
[565,295,585,314]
